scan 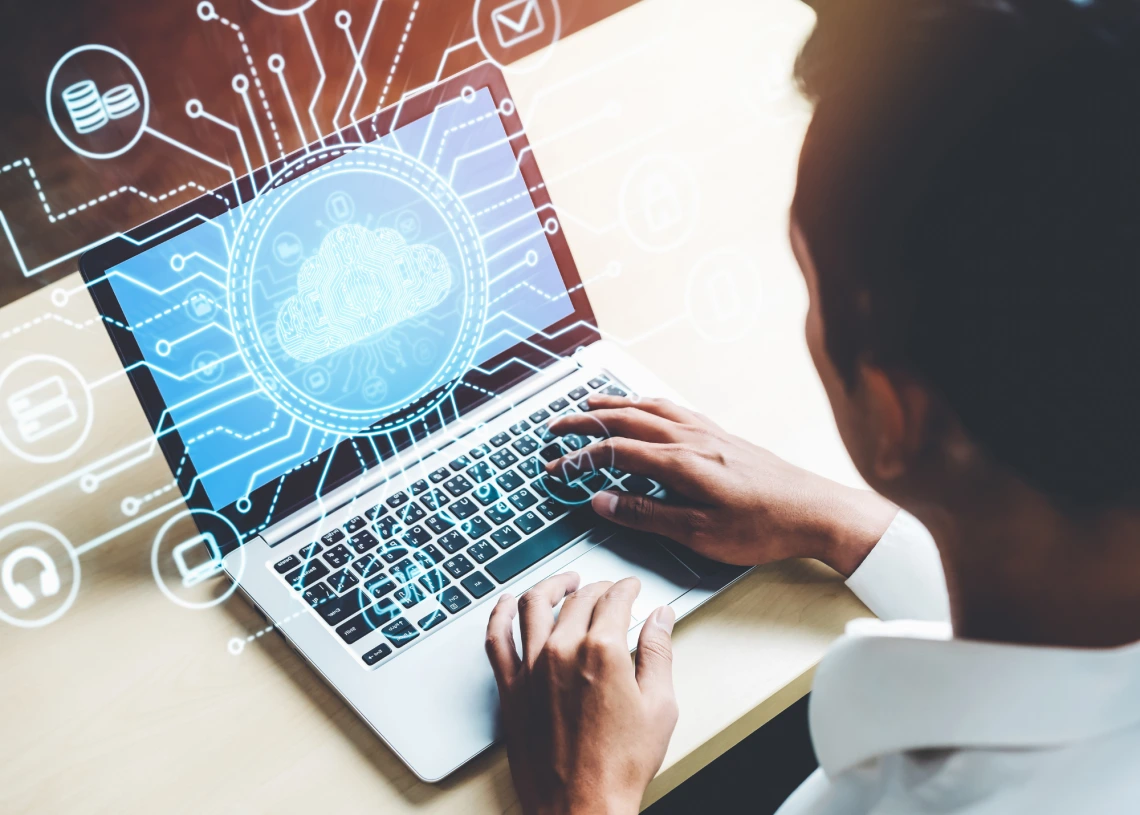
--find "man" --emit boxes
[483,0,1140,813]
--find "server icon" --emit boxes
[61,80,141,135]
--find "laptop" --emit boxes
[80,63,748,781]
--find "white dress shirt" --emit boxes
[776,510,1140,814]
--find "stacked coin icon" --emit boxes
[62,80,108,134]
[102,84,140,119]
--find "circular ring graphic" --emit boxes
[0,522,81,629]
[618,153,701,254]
[45,44,150,161]
[227,143,489,437]
[543,412,616,507]
[472,0,563,75]
[0,354,94,465]
[248,0,320,16]
[151,509,245,611]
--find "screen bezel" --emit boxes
[79,62,599,552]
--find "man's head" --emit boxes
[790,0,1140,513]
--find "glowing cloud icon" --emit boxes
[275,224,453,364]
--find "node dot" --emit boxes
[500,98,516,117]
[544,217,560,235]
[197,1,217,21]
[268,54,285,72]
[155,339,172,357]
[236,497,252,514]
[227,637,245,656]
[50,287,69,308]
[186,99,204,118]
[335,10,351,28]
[121,497,140,517]
[525,250,539,267]
[79,474,98,494]
[232,75,249,94]
[461,86,477,104]
[170,254,185,272]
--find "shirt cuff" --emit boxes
[844,509,950,622]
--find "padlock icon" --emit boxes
[641,173,684,234]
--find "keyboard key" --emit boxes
[303,582,336,609]
[401,525,432,548]
[508,486,538,510]
[429,467,450,483]
[396,503,426,525]
[443,553,475,579]
[336,615,372,644]
[529,408,551,424]
[349,530,380,555]
[490,449,519,469]
[486,502,516,525]
[419,489,450,511]
[539,443,566,463]
[449,497,478,520]
[497,471,525,493]
[321,542,351,567]
[425,512,456,535]
[285,560,329,591]
[621,474,656,495]
[386,491,410,509]
[443,475,473,497]
[298,541,322,559]
[473,483,501,506]
[344,516,368,534]
[577,399,592,411]
[536,500,567,521]
[374,516,402,539]
[467,540,496,563]
[512,436,540,456]
[378,544,409,564]
[509,420,531,436]
[318,588,373,626]
[486,512,594,584]
[396,584,426,609]
[410,479,429,496]
[362,643,393,666]
[418,569,451,594]
[490,432,512,447]
[440,586,471,614]
[382,617,420,647]
[337,599,401,643]
[469,442,492,459]
[461,516,493,539]
[437,529,469,554]
[519,457,543,479]
[588,375,610,389]
[491,526,522,549]
[534,423,557,443]
[327,568,359,593]
[449,454,472,471]
[514,511,544,535]
[421,543,446,564]
[320,529,345,546]
[461,571,495,599]
[364,504,387,521]
[391,557,424,584]
[563,434,587,451]
[600,385,628,398]
[273,554,299,574]
[467,461,495,483]
[536,474,590,504]
[568,386,589,400]
[351,554,384,578]
[364,575,397,600]
[418,609,447,631]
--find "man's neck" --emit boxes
[916,487,1140,649]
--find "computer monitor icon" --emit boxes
[172,533,223,588]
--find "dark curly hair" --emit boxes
[792,0,1140,507]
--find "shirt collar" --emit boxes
[809,618,1140,776]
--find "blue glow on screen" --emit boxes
[107,88,573,509]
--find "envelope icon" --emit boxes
[492,0,546,49]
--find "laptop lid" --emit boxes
[79,63,598,554]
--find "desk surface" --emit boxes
[0,1,872,811]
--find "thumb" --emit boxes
[591,490,696,540]
[635,605,676,702]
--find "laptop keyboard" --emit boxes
[268,370,661,668]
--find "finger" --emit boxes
[591,490,708,544]
[518,572,580,667]
[584,395,719,430]
[485,594,521,693]
[588,577,642,642]
[635,605,677,703]
[551,580,614,642]
[548,408,686,445]
[546,437,714,498]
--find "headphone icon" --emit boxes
[2,546,62,611]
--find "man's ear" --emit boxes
[857,363,933,482]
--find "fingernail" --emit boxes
[593,490,619,517]
[654,606,676,634]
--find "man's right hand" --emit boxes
[546,395,898,577]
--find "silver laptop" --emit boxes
[80,63,749,781]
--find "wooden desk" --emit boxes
[0,0,872,811]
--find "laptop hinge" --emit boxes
[259,355,581,547]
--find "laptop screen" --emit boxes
[98,85,575,515]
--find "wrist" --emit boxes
[816,487,898,578]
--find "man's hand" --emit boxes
[486,574,678,815]
[547,395,898,577]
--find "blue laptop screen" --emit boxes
[104,88,574,510]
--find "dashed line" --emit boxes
[473,183,546,218]
[374,0,421,119]
[489,279,582,307]
[215,14,286,158]
[433,110,498,169]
